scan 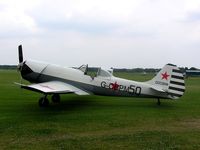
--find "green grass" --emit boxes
[0,70,200,149]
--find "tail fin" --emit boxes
[147,64,185,99]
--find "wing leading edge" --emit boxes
[15,81,90,95]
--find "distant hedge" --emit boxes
[0,65,198,73]
[0,65,17,70]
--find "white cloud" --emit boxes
[0,0,40,36]
[0,0,200,68]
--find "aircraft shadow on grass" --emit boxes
[23,95,177,115]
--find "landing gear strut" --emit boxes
[51,94,60,103]
[157,98,161,106]
[39,95,49,107]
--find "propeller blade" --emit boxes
[18,45,23,63]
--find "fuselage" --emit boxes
[21,60,169,99]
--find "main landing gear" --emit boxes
[39,95,49,107]
[38,94,61,107]
[51,94,60,103]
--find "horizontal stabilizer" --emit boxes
[150,85,166,93]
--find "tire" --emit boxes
[39,97,49,107]
[51,94,60,103]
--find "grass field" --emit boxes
[0,70,200,150]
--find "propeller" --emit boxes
[17,45,24,85]
[17,45,24,71]
[18,45,23,63]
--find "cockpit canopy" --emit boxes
[78,64,113,78]
[78,64,88,74]
[97,68,112,77]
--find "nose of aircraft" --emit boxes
[17,45,32,76]
[20,62,33,76]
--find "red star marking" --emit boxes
[111,82,119,90]
[161,72,170,80]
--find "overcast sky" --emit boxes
[0,0,200,68]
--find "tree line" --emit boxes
[0,65,17,69]
[0,65,199,73]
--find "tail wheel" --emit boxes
[157,98,161,106]
[52,94,60,103]
[39,96,49,107]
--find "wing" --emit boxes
[15,81,90,95]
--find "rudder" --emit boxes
[147,64,185,99]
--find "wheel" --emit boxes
[157,98,161,106]
[51,94,60,103]
[39,97,49,107]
